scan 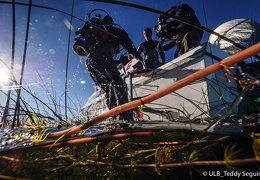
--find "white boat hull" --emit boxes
[82,43,241,122]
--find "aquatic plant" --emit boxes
[0,1,260,179]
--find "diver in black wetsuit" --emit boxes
[154,4,203,59]
[73,10,142,121]
[137,28,165,69]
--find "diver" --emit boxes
[136,28,166,69]
[73,9,142,122]
[154,4,204,59]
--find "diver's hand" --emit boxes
[134,54,143,61]
[128,54,134,60]
[128,54,143,61]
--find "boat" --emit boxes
[81,18,260,134]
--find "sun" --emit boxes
[0,67,10,84]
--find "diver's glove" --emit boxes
[134,53,143,61]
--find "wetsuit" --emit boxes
[85,27,141,121]
[138,40,165,69]
[163,4,204,58]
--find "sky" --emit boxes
[0,0,260,120]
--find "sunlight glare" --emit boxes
[0,67,10,84]
[64,19,73,30]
